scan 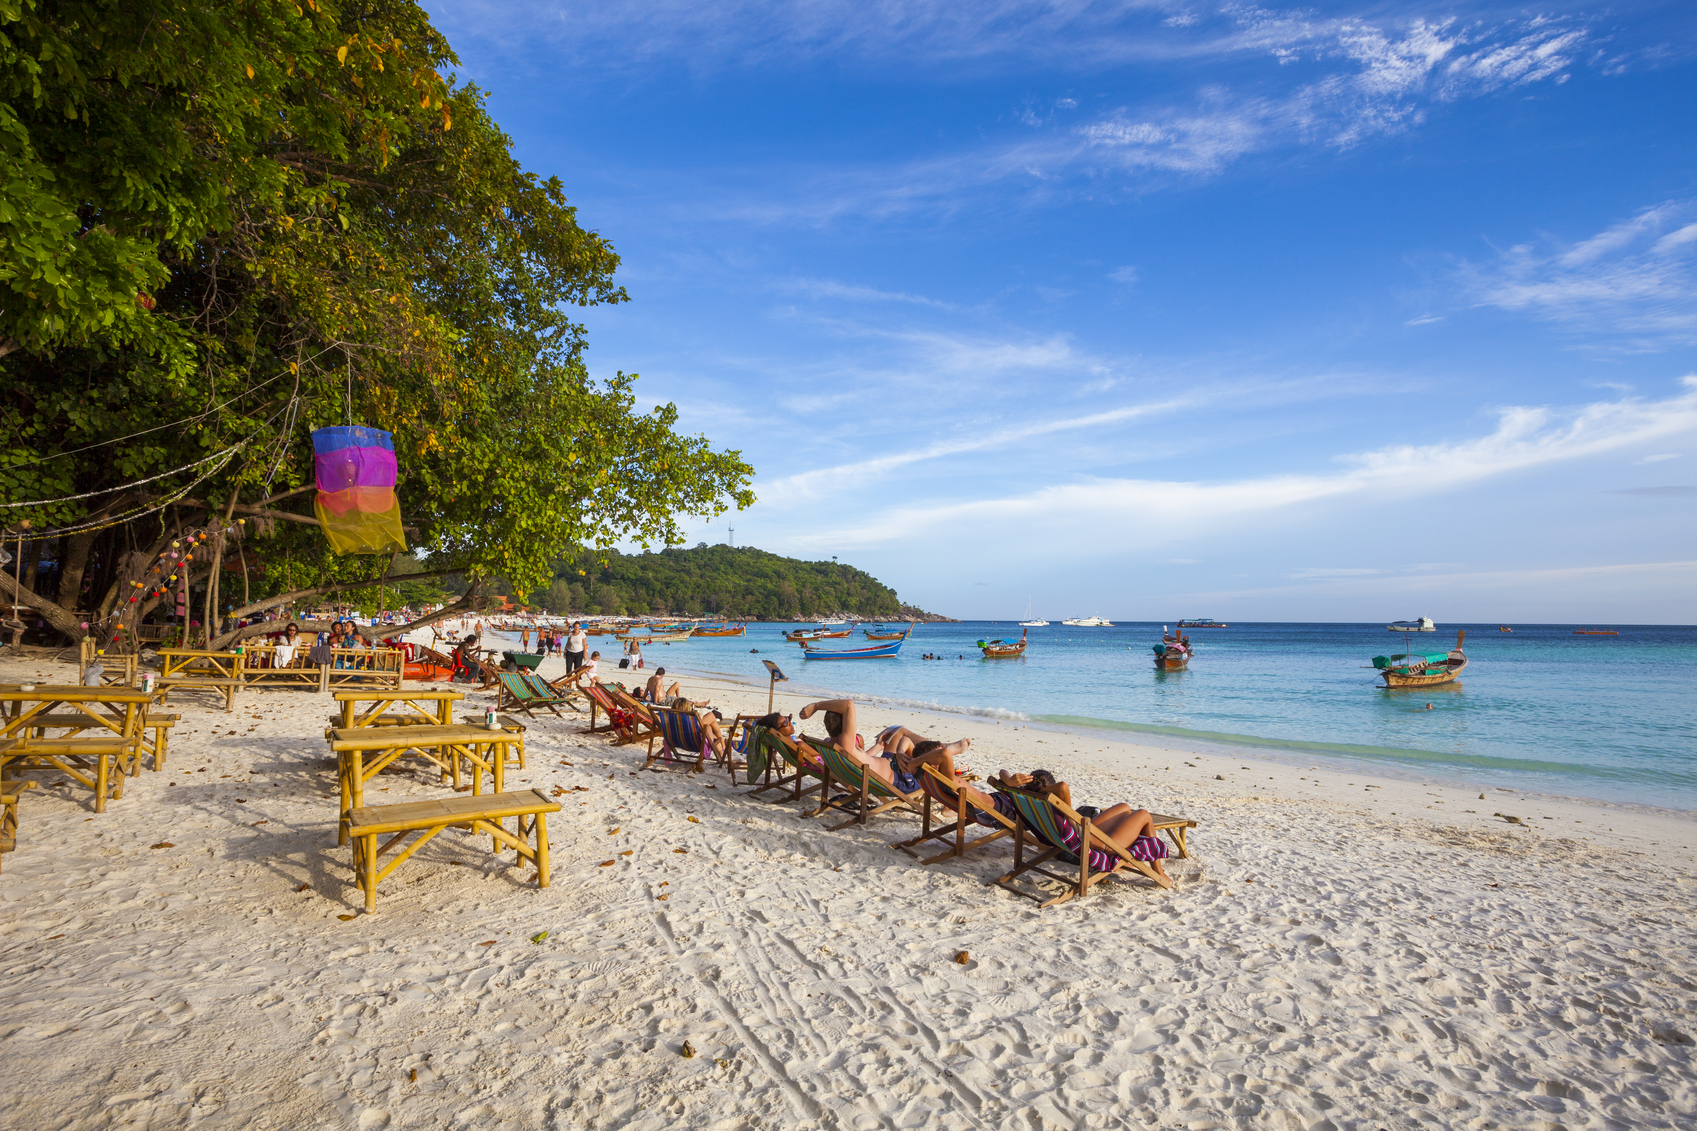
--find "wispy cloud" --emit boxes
[777,277,960,310]
[794,378,1697,547]
[1460,201,1697,348]
[1635,452,1680,464]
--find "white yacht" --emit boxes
[1062,615,1113,626]
[1387,616,1436,632]
[1018,598,1049,627]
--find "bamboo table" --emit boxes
[328,724,522,845]
[331,689,465,729]
[0,685,153,812]
[157,649,244,712]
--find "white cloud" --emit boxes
[779,277,959,310]
[793,379,1697,548]
[1461,202,1697,348]
[1288,567,1380,579]
[1405,314,1442,326]
[1634,452,1680,464]
[1108,265,1139,284]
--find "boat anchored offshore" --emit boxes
[1176,618,1227,629]
[1018,599,1049,627]
[1386,616,1436,632]
[976,627,1028,658]
[1062,615,1113,626]
[1374,630,1467,688]
[1152,627,1192,670]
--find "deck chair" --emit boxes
[583,682,621,735]
[597,682,660,755]
[522,672,581,712]
[997,787,1175,908]
[897,763,1018,865]
[497,672,562,719]
[802,737,927,832]
[743,727,824,802]
[646,706,716,772]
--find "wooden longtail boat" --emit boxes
[1573,629,1619,635]
[1176,619,1227,629]
[616,631,693,643]
[976,627,1028,658]
[1375,630,1467,688]
[800,637,905,659]
[1152,629,1191,670]
[692,623,747,637]
[785,627,852,642]
[864,621,914,641]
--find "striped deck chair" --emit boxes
[523,673,582,712]
[997,788,1175,908]
[802,737,926,832]
[744,728,823,802]
[498,672,561,719]
[646,706,713,773]
[583,682,622,735]
[600,683,660,756]
[897,764,1019,865]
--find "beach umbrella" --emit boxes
[310,425,407,555]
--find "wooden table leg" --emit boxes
[535,813,551,887]
[361,833,377,913]
[338,752,354,846]
[95,754,109,814]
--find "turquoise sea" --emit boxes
[621,621,1697,811]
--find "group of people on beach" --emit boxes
[690,692,1173,880]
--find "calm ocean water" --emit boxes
[602,620,1697,811]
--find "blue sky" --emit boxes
[425,0,1697,623]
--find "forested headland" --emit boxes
[453,545,949,621]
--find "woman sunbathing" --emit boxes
[797,698,899,787]
[993,770,1171,880]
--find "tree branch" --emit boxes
[208,578,478,650]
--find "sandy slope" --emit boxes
[1,648,1692,1130]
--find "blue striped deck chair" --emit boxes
[998,787,1175,908]
[745,728,823,803]
[801,737,926,832]
[647,706,712,773]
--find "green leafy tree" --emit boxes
[0,0,752,645]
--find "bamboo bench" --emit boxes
[1,779,37,872]
[346,788,560,914]
[0,737,132,812]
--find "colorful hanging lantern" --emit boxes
[310,425,407,555]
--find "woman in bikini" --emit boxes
[992,769,1172,880]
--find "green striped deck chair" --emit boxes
[498,672,560,719]
[898,764,1018,865]
[522,672,581,711]
[744,728,823,802]
[801,737,926,832]
[998,787,1174,909]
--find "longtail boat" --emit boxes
[800,637,905,659]
[1374,630,1467,688]
[616,630,693,643]
[785,626,852,642]
[692,622,747,637]
[1152,628,1191,670]
[1176,618,1227,629]
[864,621,915,641]
[976,627,1028,658]
[1573,629,1619,635]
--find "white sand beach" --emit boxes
[2,646,1693,1130]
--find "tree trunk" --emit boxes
[56,530,97,610]
[0,568,87,642]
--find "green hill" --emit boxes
[525,545,946,621]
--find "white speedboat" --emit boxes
[1387,616,1436,632]
[1062,615,1113,626]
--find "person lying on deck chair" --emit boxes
[992,769,1172,881]
[797,698,908,789]
[876,726,974,785]
[672,698,728,759]
[644,668,682,705]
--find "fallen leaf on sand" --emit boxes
[150,842,175,849]
[46,934,65,940]
[559,761,573,766]
[598,860,615,867]
[480,940,495,946]
[674,847,689,854]
[530,931,548,944]
[337,914,356,921]
[608,827,620,834]
[296,883,310,892]
[250,820,268,826]
[409,1068,418,1083]
[660,881,669,886]
[619,850,633,856]
[1216,774,1226,780]
[657,894,669,901]
[955,951,970,965]
[235,798,246,803]
[687,815,700,823]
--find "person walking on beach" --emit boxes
[566,621,587,675]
